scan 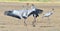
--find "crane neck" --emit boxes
[49,9,54,13]
[31,5,36,11]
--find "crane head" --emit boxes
[52,8,54,10]
[52,8,55,12]
[27,3,29,6]
[32,4,34,6]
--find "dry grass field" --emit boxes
[0,2,60,31]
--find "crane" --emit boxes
[42,8,55,24]
[4,4,43,27]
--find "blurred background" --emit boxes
[0,0,60,2]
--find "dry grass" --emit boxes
[0,2,60,31]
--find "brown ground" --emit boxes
[0,2,60,31]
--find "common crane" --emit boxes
[4,4,43,27]
[42,8,54,24]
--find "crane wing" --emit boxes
[44,12,52,16]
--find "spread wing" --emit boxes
[28,9,43,17]
[4,10,21,19]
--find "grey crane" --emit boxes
[42,8,55,24]
[4,4,43,27]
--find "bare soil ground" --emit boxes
[0,2,60,31]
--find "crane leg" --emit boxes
[24,19,27,26]
[42,16,44,21]
[47,17,50,24]
[32,16,36,27]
